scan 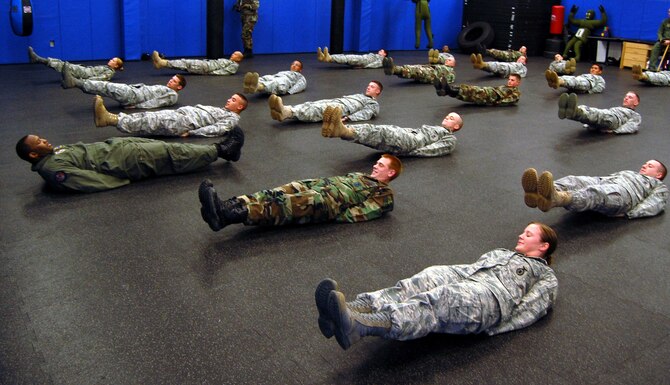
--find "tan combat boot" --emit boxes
[268,94,292,121]
[522,168,540,208]
[321,106,354,139]
[151,51,168,69]
[537,171,572,212]
[93,96,119,127]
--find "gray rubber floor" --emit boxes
[1,50,669,385]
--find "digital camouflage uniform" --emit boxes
[258,71,306,95]
[649,16,670,69]
[456,85,520,106]
[482,62,527,78]
[347,123,457,157]
[559,74,605,94]
[485,48,524,62]
[393,64,455,84]
[46,59,115,81]
[549,60,571,75]
[237,172,394,225]
[290,94,379,122]
[117,105,240,137]
[356,249,557,339]
[30,137,218,192]
[165,58,238,75]
[79,80,178,109]
[555,171,668,218]
[236,0,259,51]
[571,105,640,134]
[639,70,670,86]
[330,53,384,69]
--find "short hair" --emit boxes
[628,90,640,103]
[591,63,603,71]
[379,49,389,56]
[16,135,33,163]
[370,80,383,93]
[175,74,186,88]
[382,153,403,181]
[293,60,303,70]
[530,221,558,265]
[509,73,521,82]
[653,159,667,180]
[235,93,248,111]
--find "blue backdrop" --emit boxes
[1,0,668,64]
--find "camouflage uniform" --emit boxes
[330,53,384,69]
[79,80,178,109]
[356,249,557,339]
[456,85,520,106]
[638,71,670,86]
[649,17,670,69]
[485,48,524,62]
[237,0,259,51]
[482,62,527,78]
[549,60,570,75]
[559,74,605,93]
[555,171,668,218]
[290,94,379,122]
[347,123,456,157]
[258,71,306,95]
[237,172,394,225]
[572,105,640,134]
[31,137,218,193]
[117,105,240,137]
[393,64,455,84]
[46,59,115,80]
[165,58,238,75]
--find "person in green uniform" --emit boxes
[412,0,433,49]
[649,8,670,70]
[234,0,260,57]
[434,74,522,106]
[198,154,403,231]
[16,129,244,193]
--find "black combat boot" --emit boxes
[444,82,460,98]
[198,179,248,231]
[215,125,245,162]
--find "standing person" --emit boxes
[15,132,244,193]
[151,50,243,76]
[62,68,186,109]
[317,48,388,69]
[632,64,670,86]
[412,0,433,49]
[234,0,260,58]
[521,161,668,218]
[545,63,605,93]
[197,155,403,231]
[315,222,558,350]
[649,8,670,71]
[471,53,527,78]
[434,74,522,106]
[28,46,123,81]
[322,106,463,158]
[382,54,456,84]
[558,92,640,134]
[243,60,306,95]
[268,81,383,122]
[94,93,247,137]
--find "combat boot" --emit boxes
[269,94,293,121]
[315,278,339,338]
[243,48,253,58]
[522,168,540,208]
[93,96,119,127]
[632,64,648,81]
[428,49,440,64]
[328,290,391,350]
[565,93,578,119]
[471,53,485,69]
[216,125,245,161]
[321,106,354,139]
[444,81,460,98]
[198,180,248,231]
[537,171,572,212]
[151,50,168,69]
[317,47,325,62]
[433,76,447,96]
[28,46,47,64]
[322,47,332,62]
[61,63,82,89]
[243,72,260,93]
[382,57,396,76]
[566,58,577,74]
[545,70,560,89]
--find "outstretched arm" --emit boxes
[626,183,669,218]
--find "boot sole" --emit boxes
[558,93,568,119]
[521,168,539,208]
[566,93,578,119]
[327,291,352,350]
[315,279,338,339]
[537,171,554,212]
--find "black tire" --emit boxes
[457,22,495,54]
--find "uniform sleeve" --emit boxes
[612,112,641,134]
[590,76,606,94]
[335,186,394,223]
[626,183,669,218]
[134,89,178,109]
[288,74,307,94]
[39,166,130,192]
[407,133,457,157]
[346,101,379,122]
[188,115,238,137]
[486,268,558,335]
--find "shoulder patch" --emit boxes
[54,171,67,184]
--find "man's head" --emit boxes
[516,56,527,64]
[443,54,456,67]
[370,154,403,183]
[622,91,640,109]
[589,63,603,75]
[639,159,667,180]
[378,49,388,57]
[442,112,463,132]
[231,51,244,62]
[16,135,54,164]
[225,93,248,114]
[507,74,521,87]
[365,80,383,98]
[554,53,564,61]
[515,222,557,264]
[290,60,303,72]
[108,57,124,71]
[167,74,186,91]
[518,46,527,55]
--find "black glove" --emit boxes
[570,5,578,13]
[598,5,605,13]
